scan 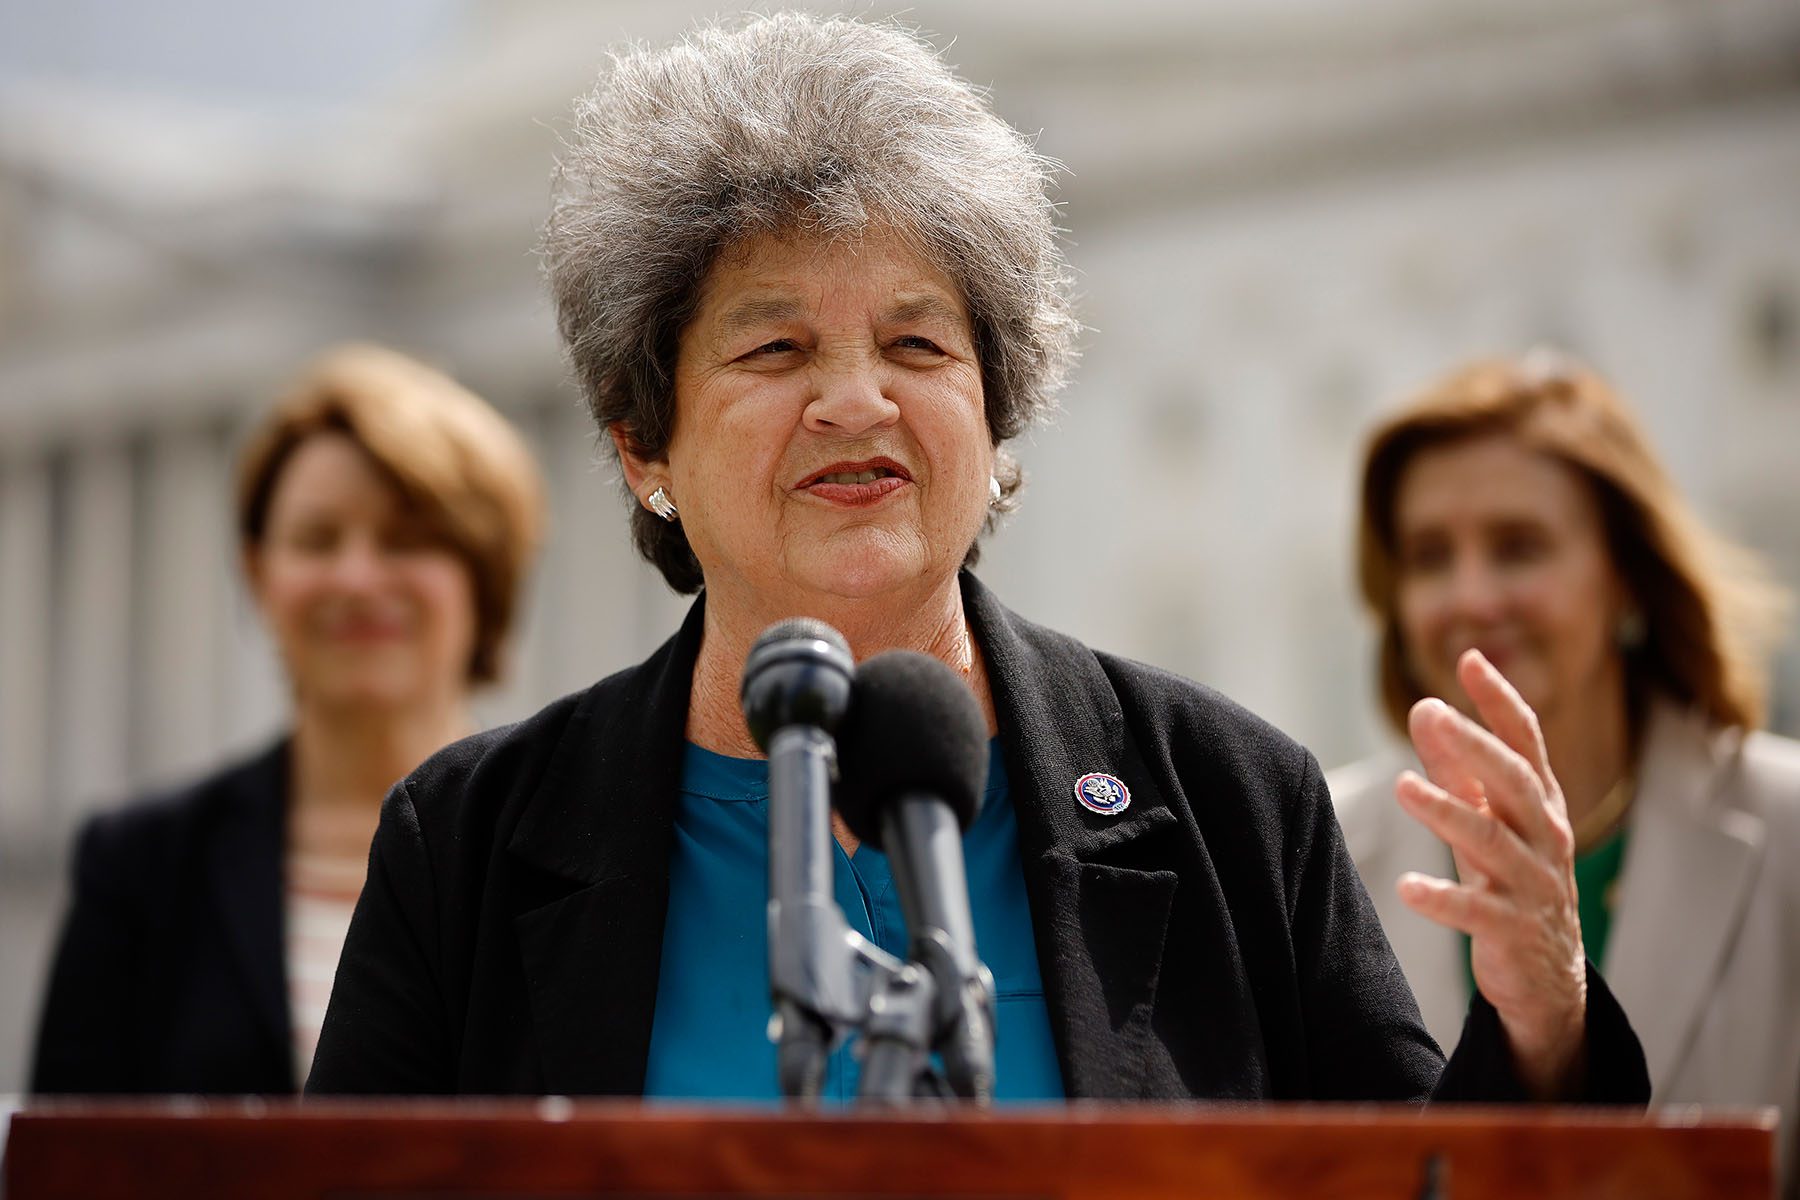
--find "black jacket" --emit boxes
[32,741,295,1095]
[309,575,1648,1102]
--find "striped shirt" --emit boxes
[285,852,364,1087]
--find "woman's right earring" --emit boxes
[647,486,679,523]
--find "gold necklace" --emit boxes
[1571,775,1634,856]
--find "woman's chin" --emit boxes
[300,673,437,719]
[784,546,943,604]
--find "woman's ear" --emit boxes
[609,423,663,496]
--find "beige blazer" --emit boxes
[1329,699,1800,1196]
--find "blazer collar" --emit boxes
[505,593,704,1094]
[510,576,1178,879]
[964,574,1182,1098]
[508,595,704,886]
[203,737,293,1085]
[1603,697,1765,1096]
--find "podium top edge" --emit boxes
[6,1098,1780,1134]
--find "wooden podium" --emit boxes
[4,1101,1776,1199]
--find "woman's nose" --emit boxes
[802,362,900,438]
[326,535,387,590]
[1445,555,1504,619]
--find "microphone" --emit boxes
[742,617,855,752]
[835,650,995,1102]
[741,617,855,1099]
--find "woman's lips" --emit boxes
[1454,640,1516,673]
[795,459,912,507]
[802,476,909,506]
[320,618,411,643]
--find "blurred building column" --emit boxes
[476,403,553,723]
[0,455,54,854]
[526,397,655,704]
[52,439,135,826]
[135,425,231,788]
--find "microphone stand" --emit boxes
[749,621,994,1106]
[766,728,985,1105]
[854,930,992,1105]
[765,723,912,1098]
[855,961,942,1104]
[862,792,996,1105]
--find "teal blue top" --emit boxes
[642,739,1065,1102]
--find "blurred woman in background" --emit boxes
[1331,351,1800,1190]
[31,344,545,1094]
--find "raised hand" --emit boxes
[1394,648,1587,1099]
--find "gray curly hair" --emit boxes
[543,11,1079,593]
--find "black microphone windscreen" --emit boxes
[834,650,987,847]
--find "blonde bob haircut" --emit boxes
[235,344,547,684]
[1357,351,1790,736]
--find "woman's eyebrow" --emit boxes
[715,296,805,338]
[884,294,965,326]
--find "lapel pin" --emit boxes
[1074,772,1130,816]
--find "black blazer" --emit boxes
[309,575,1647,1102]
[32,742,295,1095]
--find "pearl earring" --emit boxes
[647,486,678,522]
[989,475,1002,507]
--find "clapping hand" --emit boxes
[1394,649,1587,1100]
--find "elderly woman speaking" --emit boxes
[308,14,1646,1104]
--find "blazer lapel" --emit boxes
[964,575,1180,1098]
[204,740,293,1084]
[506,596,703,1095]
[1602,701,1765,1097]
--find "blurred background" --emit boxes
[1,0,1797,1093]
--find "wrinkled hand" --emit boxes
[1395,649,1587,1100]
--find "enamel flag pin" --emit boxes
[1073,772,1130,816]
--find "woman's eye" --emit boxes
[748,339,798,356]
[893,335,942,353]
[1399,538,1450,574]
[383,524,435,553]
[1493,528,1550,565]
[287,523,339,554]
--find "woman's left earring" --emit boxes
[647,486,679,522]
[989,475,1002,507]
